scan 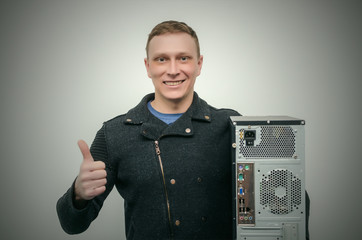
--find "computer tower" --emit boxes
[230,116,306,240]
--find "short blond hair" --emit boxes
[146,20,200,58]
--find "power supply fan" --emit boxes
[260,169,301,215]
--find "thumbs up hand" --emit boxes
[74,140,107,203]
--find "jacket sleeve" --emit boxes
[56,124,115,234]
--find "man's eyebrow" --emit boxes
[177,52,191,55]
[152,51,193,56]
[151,54,167,60]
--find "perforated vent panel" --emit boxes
[239,126,296,158]
[260,169,301,215]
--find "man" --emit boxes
[57,20,239,239]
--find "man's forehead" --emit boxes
[148,32,198,56]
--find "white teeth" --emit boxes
[164,80,183,86]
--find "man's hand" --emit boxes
[74,140,107,203]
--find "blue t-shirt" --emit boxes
[147,101,183,125]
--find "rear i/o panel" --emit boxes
[236,163,255,225]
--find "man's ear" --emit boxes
[197,55,204,76]
[144,58,151,78]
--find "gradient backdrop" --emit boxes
[1,0,361,239]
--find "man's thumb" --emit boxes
[77,140,93,162]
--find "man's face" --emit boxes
[145,32,203,107]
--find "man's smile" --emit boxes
[163,80,185,86]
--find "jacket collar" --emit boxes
[123,92,212,140]
[123,92,212,125]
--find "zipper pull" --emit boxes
[155,140,161,155]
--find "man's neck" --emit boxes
[151,93,193,114]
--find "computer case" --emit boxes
[230,116,306,240]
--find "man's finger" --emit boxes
[77,140,94,162]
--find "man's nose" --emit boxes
[167,59,180,76]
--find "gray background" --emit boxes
[1,0,361,239]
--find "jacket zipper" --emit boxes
[154,140,174,238]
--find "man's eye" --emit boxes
[180,57,189,61]
[157,57,166,62]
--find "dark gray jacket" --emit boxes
[57,93,240,240]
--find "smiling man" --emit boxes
[57,20,239,240]
[145,30,203,114]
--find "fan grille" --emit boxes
[239,126,296,158]
[260,169,301,215]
